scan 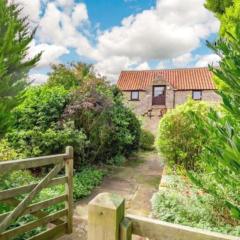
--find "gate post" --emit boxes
[88,192,125,240]
[65,146,74,234]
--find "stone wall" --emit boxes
[122,88,221,135]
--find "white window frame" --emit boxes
[192,90,202,100]
[130,91,139,101]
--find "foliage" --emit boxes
[0,0,41,136]
[205,0,233,15]
[47,63,94,90]
[0,139,19,161]
[187,27,240,220]
[151,177,240,236]
[157,100,210,171]
[6,125,88,165]
[73,168,104,200]
[62,75,140,164]
[140,129,155,151]
[47,64,81,90]
[12,86,70,131]
[106,154,126,166]
[205,0,240,38]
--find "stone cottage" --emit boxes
[117,67,220,133]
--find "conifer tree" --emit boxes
[0,0,41,135]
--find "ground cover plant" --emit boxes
[151,177,240,236]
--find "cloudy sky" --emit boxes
[16,0,220,84]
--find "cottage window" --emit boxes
[192,90,202,100]
[131,91,139,101]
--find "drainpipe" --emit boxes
[173,90,176,108]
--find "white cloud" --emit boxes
[172,53,193,67]
[94,56,135,82]
[13,0,220,83]
[28,40,69,68]
[37,2,95,58]
[195,54,220,67]
[14,0,41,22]
[134,62,150,70]
[56,0,74,8]
[72,3,88,26]
[93,0,219,80]
[29,73,48,85]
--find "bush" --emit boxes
[73,168,104,200]
[151,177,240,236]
[12,85,70,131]
[140,129,155,150]
[6,125,88,169]
[62,76,141,165]
[0,139,19,161]
[157,99,210,171]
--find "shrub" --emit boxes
[62,76,141,164]
[0,139,19,161]
[140,129,155,150]
[157,99,210,171]
[12,85,70,131]
[73,168,105,200]
[6,125,88,169]
[151,177,240,236]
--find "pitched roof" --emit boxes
[117,67,215,91]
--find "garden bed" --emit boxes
[151,169,240,237]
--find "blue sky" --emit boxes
[18,0,220,83]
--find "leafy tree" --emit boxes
[205,0,233,15]
[220,0,240,37]
[0,0,41,135]
[205,0,240,37]
[188,26,240,220]
[47,63,94,90]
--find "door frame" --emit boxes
[152,85,166,105]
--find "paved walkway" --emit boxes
[61,151,164,240]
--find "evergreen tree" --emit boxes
[0,0,41,136]
[205,0,233,15]
[205,0,240,37]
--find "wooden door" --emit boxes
[152,86,166,105]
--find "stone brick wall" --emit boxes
[123,89,220,114]
[122,88,221,135]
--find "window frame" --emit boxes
[192,90,202,100]
[130,91,140,101]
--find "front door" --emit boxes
[152,86,166,105]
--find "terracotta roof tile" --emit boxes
[117,67,215,91]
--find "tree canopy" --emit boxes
[0,0,41,135]
[205,0,240,37]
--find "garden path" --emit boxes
[60,150,164,240]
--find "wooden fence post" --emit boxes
[88,192,125,240]
[65,146,74,234]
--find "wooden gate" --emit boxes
[0,146,74,240]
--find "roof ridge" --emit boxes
[121,66,210,73]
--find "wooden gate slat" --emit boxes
[0,163,64,233]
[0,194,67,222]
[0,154,66,173]
[0,209,67,240]
[28,223,68,240]
[0,176,67,201]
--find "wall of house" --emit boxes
[174,90,221,107]
[122,89,221,135]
